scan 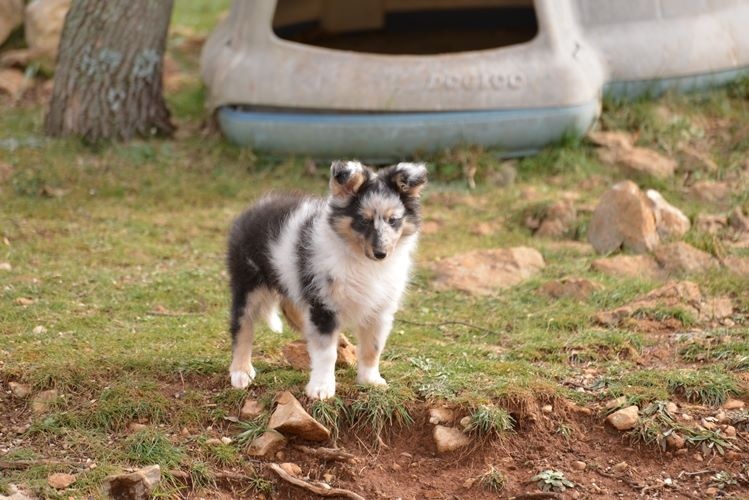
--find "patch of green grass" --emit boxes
[478,466,506,492]
[123,429,183,468]
[347,386,414,441]
[234,418,267,447]
[203,441,240,467]
[666,369,740,407]
[83,385,170,431]
[464,404,515,437]
[311,397,346,442]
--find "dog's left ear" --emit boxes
[388,162,428,198]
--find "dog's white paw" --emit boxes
[230,366,256,389]
[357,365,387,386]
[267,312,283,334]
[305,378,336,400]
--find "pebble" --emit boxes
[706,487,718,496]
[571,460,586,471]
[612,462,628,473]
[722,399,745,410]
[541,404,553,413]
[723,425,736,437]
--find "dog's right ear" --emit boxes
[329,160,367,200]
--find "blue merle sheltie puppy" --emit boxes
[227,160,427,399]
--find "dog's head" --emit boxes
[327,160,427,261]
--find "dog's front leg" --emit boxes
[304,305,339,399]
[356,314,393,386]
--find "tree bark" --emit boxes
[45,0,175,141]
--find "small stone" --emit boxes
[596,141,676,179]
[588,181,659,254]
[275,451,285,461]
[541,404,553,413]
[665,433,685,450]
[180,427,189,436]
[268,391,330,441]
[240,399,265,420]
[722,399,745,410]
[538,278,602,301]
[247,430,286,457]
[681,413,693,422]
[428,407,454,425]
[8,382,31,398]
[323,472,335,482]
[205,438,222,446]
[724,450,740,461]
[31,389,58,414]
[571,460,586,471]
[463,477,476,489]
[693,453,703,462]
[665,402,678,414]
[0,262,11,271]
[606,405,639,431]
[47,473,76,490]
[220,437,232,445]
[459,416,472,429]
[705,487,718,496]
[32,325,47,335]
[714,410,728,424]
[391,463,401,471]
[104,465,160,500]
[127,423,148,433]
[605,396,627,411]
[15,297,35,306]
[690,181,731,204]
[433,425,471,453]
[646,189,690,240]
[723,426,736,438]
[591,254,664,280]
[279,462,302,477]
[674,449,688,456]
[612,462,628,473]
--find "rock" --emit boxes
[432,247,545,296]
[0,0,23,46]
[268,391,330,442]
[0,69,30,100]
[591,254,664,280]
[127,422,148,433]
[653,242,719,275]
[596,141,676,179]
[428,407,454,425]
[220,437,232,445]
[588,181,659,254]
[665,433,685,450]
[47,473,76,489]
[8,382,31,398]
[689,181,730,204]
[534,200,577,239]
[279,462,302,477]
[459,416,472,429]
[723,425,736,437]
[463,477,476,489]
[605,396,627,411]
[594,281,728,326]
[676,145,718,173]
[728,207,749,233]
[665,402,678,414]
[240,399,265,420]
[645,190,690,240]
[323,472,335,482]
[705,487,718,496]
[247,430,287,457]
[715,410,728,424]
[0,484,35,500]
[24,0,71,67]
[204,438,222,446]
[571,460,586,471]
[433,425,471,453]
[724,256,749,277]
[606,405,639,431]
[283,333,357,370]
[32,325,47,334]
[103,465,160,500]
[722,399,745,410]
[541,404,553,413]
[538,278,602,301]
[695,214,727,234]
[31,389,58,414]
[587,130,634,150]
[0,261,11,271]
[612,461,629,473]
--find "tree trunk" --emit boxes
[45,0,175,141]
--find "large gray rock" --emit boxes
[588,181,659,254]
[268,391,330,442]
[432,247,545,296]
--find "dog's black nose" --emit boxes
[374,251,387,260]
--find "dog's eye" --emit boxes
[388,216,402,226]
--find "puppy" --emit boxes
[227,161,427,399]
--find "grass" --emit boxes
[1,1,748,496]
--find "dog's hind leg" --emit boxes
[265,303,283,333]
[229,288,275,388]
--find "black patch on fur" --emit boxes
[227,194,304,338]
[297,216,338,335]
